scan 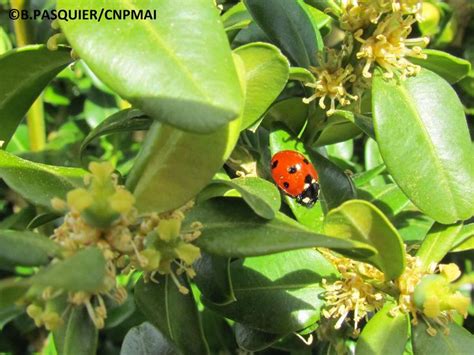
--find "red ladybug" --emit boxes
[270,150,319,207]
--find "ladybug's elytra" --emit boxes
[270,150,319,208]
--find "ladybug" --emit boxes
[270,150,319,207]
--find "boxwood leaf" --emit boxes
[416,222,463,269]
[80,108,151,159]
[0,230,60,268]
[412,321,474,354]
[135,274,209,355]
[53,306,98,355]
[32,247,107,293]
[126,118,241,214]
[0,150,85,207]
[372,69,474,224]
[235,43,289,129]
[193,252,236,305]
[234,323,282,351]
[58,0,243,134]
[355,302,409,355]
[204,249,338,334]
[185,198,375,259]
[211,176,281,219]
[0,278,31,308]
[121,322,179,355]
[358,184,410,219]
[244,0,322,68]
[324,200,406,280]
[410,49,471,84]
[0,45,72,146]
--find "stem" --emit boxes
[10,0,46,151]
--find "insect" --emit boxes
[270,150,320,207]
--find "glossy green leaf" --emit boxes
[312,117,362,147]
[0,45,72,146]
[235,43,289,129]
[412,321,474,355]
[200,309,237,354]
[324,200,406,280]
[58,0,243,133]
[356,302,409,355]
[222,2,252,32]
[289,67,315,83]
[204,249,338,334]
[126,118,241,214]
[0,230,60,268]
[358,184,410,219]
[121,322,179,355]
[211,177,281,219]
[416,222,463,269]
[304,0,341,16]
[135,274,209,355]
[53,306,98,355]
[0,27,12,55]
[194,253,235,305]
[410,49,471,84]
[244,0,322,68]
[353,164,386,187]
[363,137,387,186]
[333,110,375,140]
[234,323,281,351]
[262,98,309,135]
[0,150,85,207]
[32,247,106,293]
[185,198,375,258]
[372,69,474,224]
[80,108,151,159]
[0,278,31,308]
[394,211,434,244]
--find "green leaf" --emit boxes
[262,97,309,135]
[353,164,386,187]
[80,108,151,159]
[0,45,73,146]
[194,253,235,305]
[358,184,410,219]
[356,302,409,355]
[324,200,406,280]
[410,49,471,84]
[0,305,23,330]
[204,249,338,334]
[58,0,243,133]
[211,177,281,219]
[121,322,179,355]
[0,150,86,208]
[289,66,315,83]
[234,323,281,351]
[186,198,375,258]
[235,43,289,129]
[394,211,434,244]
[222,2,252,31]
[135,274,209,355]
[416,222,463,269]
[412,321,474,355]
[244,0,322,68]
[0,27,12,55]
[308,148,357,211]
[126,118,241,214]
[32,247,107,293]
[0,230,60,268]
[372,69,474,224]
[53,306,98,355]
[201,308,237,354]
[312,116,362,146]
[0,278,31,308]
[334,109,375,139]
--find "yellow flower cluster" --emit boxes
[319,249,385,333]
[320,249,470,336]
[25,162,202,330]
[304,0,428,114]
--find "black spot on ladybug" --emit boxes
[288,166,297,174]
[303,158,309,164]
[305,174,313,183]
[283,182,290,188]
[297,180,319,208]
[271,160,278,169]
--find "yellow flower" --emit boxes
[303,49,358,115]
[355,13,429,79]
